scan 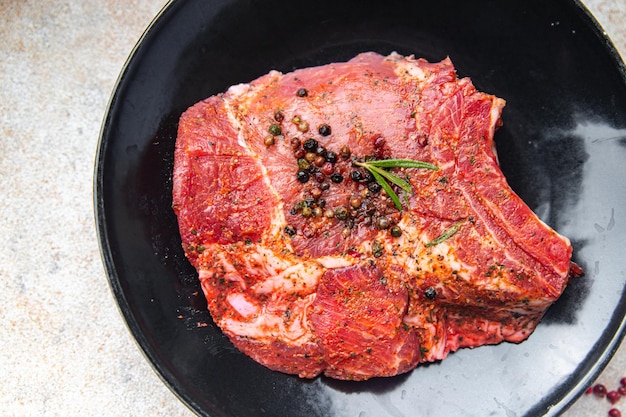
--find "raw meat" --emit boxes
[172,52,579,380]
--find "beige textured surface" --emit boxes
[0,1,624,416]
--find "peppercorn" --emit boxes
[301,206,312,217]
[371,240,383,258]
[310,188,323,199]
[291,137,301,149]
[373,136,385,148]
[314,156,326,167]
[313,207,323,217]
[296,88,308,97]
[351,170,364,182]
[594,384,608,397]
[305,152,317,162]
[298,121,309,132]
[390,226,402,237]
[320,182,330,191]
[297,158,310,170]
[376,216,390,229]
[318,124,332,136]
[268,124,282,136]
[292,115,302,124]
[330,173,344,183]
[284,225,296,237]
[296,170,310,183]
[321,162,334,175]
[274,110,284,122]
[303,138,318,151]
[324,209,334,218]
[316,146,327,157]
[368,181,382,193]
[340,145,351,159]
[341,228,351,238]
[609,409,622,417]
[350,196,362,209]
[325,151,338,163]
[607,390,621,404]
[264,136,275,146]
[294,148,305,159]
[424,287,437,300]
[334,207,349,220]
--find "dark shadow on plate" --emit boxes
[323,370,413,395]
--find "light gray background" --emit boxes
[1,1,624,415]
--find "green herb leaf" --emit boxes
[366,159,439,171]
[425,220,465,247]
[368,167,403,210]
[365,164,412,193]
[354,158,438,211]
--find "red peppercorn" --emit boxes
[321,162,334,175]
[608,408,622,417]
[621,377,626,387]
[594,384,608,397]
[607,390,621,404]
[618,386,626,396]
[585,386,593,395]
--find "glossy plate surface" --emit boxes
[95,1,626,415]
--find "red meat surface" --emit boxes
[172,52,579,380]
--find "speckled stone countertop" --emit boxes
[1,1,624,416]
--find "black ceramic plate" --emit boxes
[95,1,626,415]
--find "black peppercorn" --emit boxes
[296,170,310,183]
[325,151,338,163]
[303,138,318,152]
[318,124,332,136]
[330,173,344,183]
[351,170,364,182]
[296,88,308,97]
[424,287,437,300]
[368,181,382,193]
[284,225,296,237]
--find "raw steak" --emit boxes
[172,52,579,380]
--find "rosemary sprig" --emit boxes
[354,158,438,210]
[425,220,465,247]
